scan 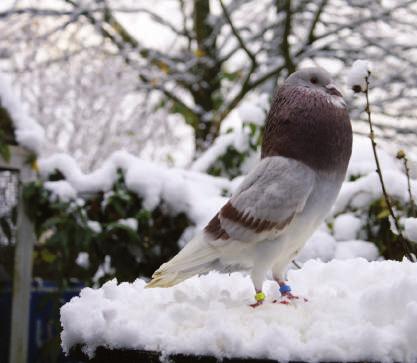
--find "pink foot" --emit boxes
[249,301,263,308]
[282,291,308,302]
[250,291,265,308]
[272,299,290,305]
[273,283,308,304]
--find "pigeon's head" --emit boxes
[285,67,343,99]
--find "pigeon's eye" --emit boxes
[310,77,318,84]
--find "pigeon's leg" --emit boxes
[271,264,307,303]
[249,265,267,308]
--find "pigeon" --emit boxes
[147,68,352,306]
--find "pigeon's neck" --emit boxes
[261,86,352,173]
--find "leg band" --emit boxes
[279,284,291,294]
[255,291,265,302]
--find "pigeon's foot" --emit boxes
[273,283,308,305]
[250,291,265,308]
[249,300,263,308]
[272,293,308,305]
[283,291,308,301]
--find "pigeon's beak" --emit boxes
[325,84,343,97]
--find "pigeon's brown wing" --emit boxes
[205,157,315,244]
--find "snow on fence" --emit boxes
[53,133,417,362]
[62,259,417,362]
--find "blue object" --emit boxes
[279,283,291,294]
[0,280,83,363]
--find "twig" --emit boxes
[364,75,414,260]
[397,150,416,216]
[219,0,257,65]
[404,158,416,217]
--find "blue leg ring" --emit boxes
[279,283,291,294]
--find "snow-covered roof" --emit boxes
[0,73,45,153]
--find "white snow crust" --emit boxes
[61,259,417,362]
[0,73,45,152]
[347,60,371,92]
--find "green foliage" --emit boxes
[23,172,191,287]
[0,103,17,161]
[0,134,11,161]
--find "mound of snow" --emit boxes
[61,259,417,362]
[347,59,371,92]
[297,230,336,262]
[334,240,379,261]
[333,213,362,240]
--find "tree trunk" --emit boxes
[192,0,221,151]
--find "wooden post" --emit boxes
[0,146,36,363]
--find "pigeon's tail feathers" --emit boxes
[146,233,219,288]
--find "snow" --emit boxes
[76,252,90,269]
[61,259,417,362]
[297,229,379,264]
[190,129,249,173]
[334,240,379,261]
[347,136,400,177]
[116,218,138,231]
[334,169,416,214]
[93,256,115,283]
[87,221,102,234]
[346,59,371,92]
[237,102,265,126]
[333,213,362,240]
[404,217,417,243]
[0,72,45,153]
[39,151,230,228]
[44,181,77,203]
[296,230,336,263]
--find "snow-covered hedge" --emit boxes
[25,130,417,287]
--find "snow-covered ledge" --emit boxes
[61,259,417,362]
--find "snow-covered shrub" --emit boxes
[326,137,417,260]
[24,151,232,285]
[24,172,190,284]
[23,132,417,288]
